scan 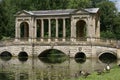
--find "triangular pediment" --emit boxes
[71,8,90,14]
[15,10,33,16]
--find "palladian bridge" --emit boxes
[0,8,120,60]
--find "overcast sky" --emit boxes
[110,0,120,11]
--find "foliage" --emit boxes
[67,66,120,80]
[0,0,120,39]
[78,67,120,80]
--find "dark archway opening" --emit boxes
[37,19,41,38]
[0,51,12,61]
[75,52,86,63]
[20,22,29,40]
[76,20,86,40]
[18,52,28,62]
[99,52,117,63]
[38,49,67,63]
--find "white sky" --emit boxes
[110,0,120,11]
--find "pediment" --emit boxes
[15,10,33,16]
[71,9,89,14]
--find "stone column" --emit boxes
[32,18,37,42]
[15,20,20,42]
[29,18,34,42]
[87,16,96,42]
[91,16,96,42]
[94,19,100,42]
[70,17,76,42]
[48,19,51,42]
[87,18,91,42]
[55,18,58,42]
[63,18,66,41]
[97,19,100,38]
[41,19,44,42]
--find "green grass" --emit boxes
[68,66,120,80]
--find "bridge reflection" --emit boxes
[0,57,118,80]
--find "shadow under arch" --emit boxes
[76,20,86,40]
[74,52,86,63]
[0,51,12,61]
[98,52,117,63]
[38,49,67,64]
[18,51,28,62]
[20,22,29,40]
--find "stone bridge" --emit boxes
[0,38,120,59]
[0,8,120,60]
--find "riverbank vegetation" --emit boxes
[0,0,120,39]
[69,65,120,80]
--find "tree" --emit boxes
[68,0,91,9]
[96,1,118,39]
[91,0,108,7]
[0,0,120,39]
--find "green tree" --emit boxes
[96,1,118,39]
[0,0,120,40]
[68,0,91,8]
[91,0,108,7]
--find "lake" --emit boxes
[0,56,118,80]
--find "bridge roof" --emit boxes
[16,8,99,16]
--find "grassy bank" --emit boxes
[69,66,120,80]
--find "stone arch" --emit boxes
[75,52,86,59]
[37,19,41,38]
[18,51,28,58]
[98,51,117,63]
[0,51,12,61]
[38,49,66,57]
[74,52,86,63]
[20,22,29,39]
[0,51,12,57]
[18,51,28,62]
[76,20,87,40]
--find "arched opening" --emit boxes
[76,20,86,40]
[44,19,49,38]
[37,19,41,38]
[99,52,117,63]
[0,51,12,61]
[75,52,86,63]
[38,49,67,63]
[58,19,63,38]
[18,52,28,62]
[20,22,29,39]
[51,19,56,38]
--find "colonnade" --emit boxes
[15,18,70,42]
[15,9,100,42]
[37,18,68,42]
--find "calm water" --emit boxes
[0,57,118,80]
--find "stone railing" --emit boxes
[0,37,119,48]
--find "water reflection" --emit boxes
[0,57,118,80]
[18,57,28,62]
[0,56,12,61]
[0,73,14,80]
[39,57,67,63]
[75,58,86,63]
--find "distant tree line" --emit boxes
[0,0,120,40]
